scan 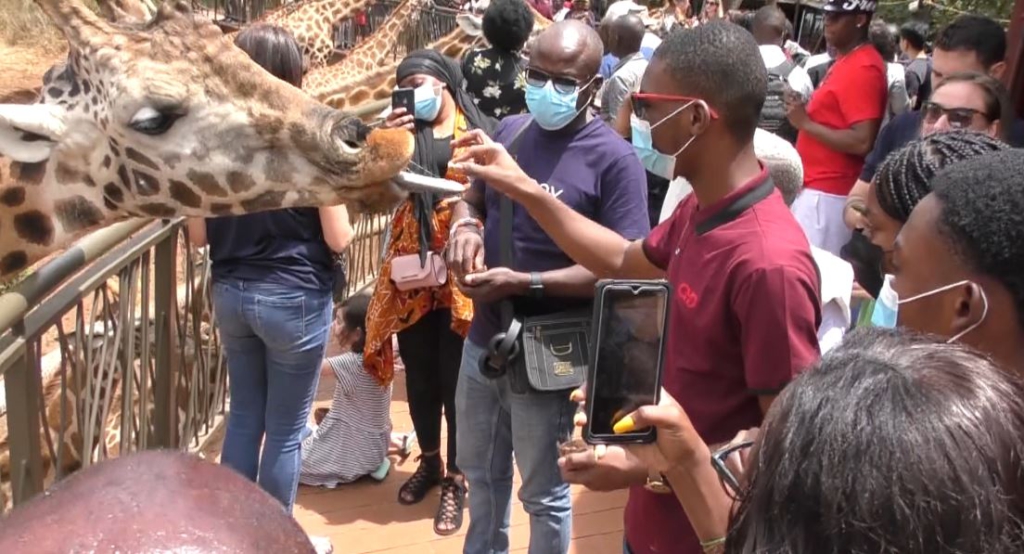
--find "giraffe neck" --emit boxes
[310,26,479,111]
[303,0,424,97]
[0,160,116,277]
[346,0,420,66]
[265,0,374,28]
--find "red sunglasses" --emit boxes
[630,92,720,121]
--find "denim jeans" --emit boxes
[213,278,332,513]
[455,339,577,554]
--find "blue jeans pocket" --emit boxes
[254,290,307,350]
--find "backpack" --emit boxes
[758,59,799,144]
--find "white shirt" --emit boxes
[599,53,648,121]
[810,246,853,354]
[641,32,661,53]
[882,62,910,127]
[759,45,814,100]
[803,51,833,71]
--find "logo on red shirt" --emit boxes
[678,283,699,308]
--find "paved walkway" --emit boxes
[293,361,627,554]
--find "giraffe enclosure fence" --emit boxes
[0,210,393,511]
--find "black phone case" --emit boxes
[583,279,670,445]
[392,88,415,117]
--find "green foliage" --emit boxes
[876,0,1015,32]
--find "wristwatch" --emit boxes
[529,272,544,298]
[644,471,672,494]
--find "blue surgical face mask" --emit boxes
[414,83,443,122]
[872,274,989,343]
[871,274,900,328]
[525,79,592,131]
[630,103,697,181]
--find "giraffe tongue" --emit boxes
[393,171,467,194]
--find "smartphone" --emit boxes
[583,280,670,445]
[391,87,415,117]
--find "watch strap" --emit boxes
[529,271,544,298]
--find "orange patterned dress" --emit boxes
[364,110,475,386]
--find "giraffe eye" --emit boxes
[129,106,182,136]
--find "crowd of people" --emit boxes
[17,1,1019,554]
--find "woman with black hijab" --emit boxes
[365,49,496,536]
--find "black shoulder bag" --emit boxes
[479,118,591,395]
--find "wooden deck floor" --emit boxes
[292,360,628,554]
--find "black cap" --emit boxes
[823,0,877,13]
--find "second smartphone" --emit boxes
[583,280,670,445]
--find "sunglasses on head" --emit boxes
[922,101,989,129]
[525,68,591,95]
[630,92,720,121]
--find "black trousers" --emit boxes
[396,308,463,473]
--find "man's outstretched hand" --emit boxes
[450,130,537,201]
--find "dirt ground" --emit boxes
[0,44,63,103]
[0,44,64,189]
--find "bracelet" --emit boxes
[449,217,483,243]
[700,537,726,552]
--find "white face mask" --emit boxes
[630,101,700,181]
[873,274,989,343]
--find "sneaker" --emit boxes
[370,458,391,481]
[309,535,333,554]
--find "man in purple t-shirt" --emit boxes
[446,20,650,554]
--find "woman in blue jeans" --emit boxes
[186,23,353,534]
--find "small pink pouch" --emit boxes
[390,252,448,291]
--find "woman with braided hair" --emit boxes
[862,130,1008,267]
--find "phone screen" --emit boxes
[392,88,416,117]
[587,283,668,441]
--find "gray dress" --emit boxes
[300,353,392,487]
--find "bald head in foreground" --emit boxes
[533,18,604,81]
[0,450,315,553]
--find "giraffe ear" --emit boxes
[0,104,67,164]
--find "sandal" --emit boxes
[397,454,442,505]
[434,475,466,536]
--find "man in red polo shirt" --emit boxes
[449,21,821,554]
[787,0,887,256]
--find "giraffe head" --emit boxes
[0,0,421,276]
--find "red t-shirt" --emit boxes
[796,45,887,196]
[629,169,822,554]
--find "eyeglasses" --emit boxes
[922,101,990,129]
[710,440,754,498]
[630,92,720,121]
[525,68,589,95]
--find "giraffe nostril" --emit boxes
[339,139,363,155]
[331,117,369,156]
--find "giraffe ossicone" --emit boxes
[0,0,441,278]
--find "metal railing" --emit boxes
[0,210,393,511]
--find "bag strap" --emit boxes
[499,117,535,330]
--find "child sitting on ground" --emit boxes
[300,293,414,486]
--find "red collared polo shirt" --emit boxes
[627,167,822,554]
